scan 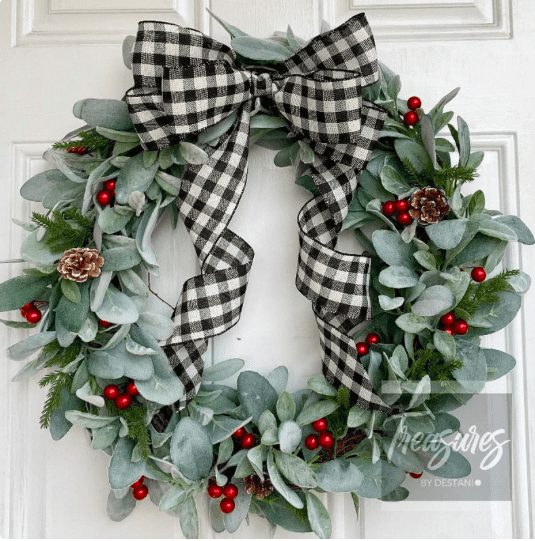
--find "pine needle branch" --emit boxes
[52,129,113,156]
[32,209,93,252]
[39,371,73,429]
[106,402,151,460]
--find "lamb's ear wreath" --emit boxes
[0,11,531,538]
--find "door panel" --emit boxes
[1,0,533,538]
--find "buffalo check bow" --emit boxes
[126,13,389,412]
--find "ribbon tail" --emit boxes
[163,104,254,411]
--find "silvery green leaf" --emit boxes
[307,374,337,397]
[96,284,139,324]
[296,399,338,426]
[258,410,277,435]
[179,142,209,165]
[96,126,139,143]
[420,115,436,168]
[65,411,118,429]
[261,427,279,445]
[411,285,455,317]
[347,405,371,428]
[414,250,437,271]
[210,499,225,533]
[234,455,255,478]
[493,215,534,245]
[119,417,129,438]
[379,265,418,288]
[127,191,146,216]
[251,115,288,129]
[203,358,245,382]
[56,281,90,333]
[206,9,249,38]
[304,491,331,539]
[197,112,238,144]
[21,231,64,266]
[126,334,157,356]
[60,279,81,304]
[6,331,57,361]
[266,366,289,395]
[217,436,234,465]
[407,375,431,409]
[434,330,456,360]
[136,199,160,268]
[10,355,46,381]
[378,295,404,311]
[89,270,113,313]
[223,480,251,533]
[298,140,315,164]
[119,269,149,298]
[106,490,136,522]
[76,380,105,407]
[457,116,470,167]
[350,458,405,498]
[423,444,471,479]
[382,437,426,474]
[247,444,265,478]
[91,423,120,450]
[73,99,134,131]
[429,87,460,126]
[155,171,180,196]
[87,341,153,380]
[380,165,411,195]
[394,139,433,174]
[109,437,147,489]
[482,348,516,381]
[231,36,293,61]
[170,418,213,480]
[453,339,487,393]
[395,313,432,333]
[278,421,302,453]
[478,219,517,242]
[20,169,70,202]
[50,388,84,441]
[189,404,214,426]
[237,371,279,423]
[372,230,418,269]
[401,219,417,243]
[115,153,159,205]
[159,485,188,512]
[101,246,142,272]
[137,312,174,340]
[316,459,364,492]
[55,318,76,347]
[507,270,531,293]
[267,451,304,509]
[276,392,296,423]
[443,268,471,305]
[98,207,134,234]
[427,218,468,250]
[53,156,85,183]
[82,158,115,215]
[205,415,252,445]
[435,138,456,153]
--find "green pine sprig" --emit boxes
[32,209,94,252]
[336,387,351,410]
[39,371,74,429]
[457,269,520,317]
[407,347,463,383]
[52,129,113,156]
[106,402,151,460]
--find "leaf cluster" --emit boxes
[32,209,94,252]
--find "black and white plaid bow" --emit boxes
[126,13,389,412]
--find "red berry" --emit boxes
[355,342,369,356]
[394,199,409,213]
[365,332,380,345]
[25,308,42,324]
[222,483,239,500]
[304,434,319,450]
[318,431,335,450]
[207,483,223,499]
[232,427,245,439]
[20,301,35,316]
[103,384,120,401]
[382,200,395,217]
[409,471,423,479]
[98,319,112,328]
[115,394,132,410]
[404,111,419,126]
[220,498,235,514]
[440,312,455,327]
[132,484,149,500]
[453,319,469,335]
[240,433,256,449]
[471,267,487,283]
[396,212,413,226]
[130,476,145,490]
[125,381,139,396]
[96,190,113,206]
[312,418,328,433]
[103,180,116,194]
[443,326,455,336]
[407,96,422,111]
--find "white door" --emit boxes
[1,0,533,538]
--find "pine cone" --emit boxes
[57,248,104,283]
[244,474,273,499]
[408,187,450,225]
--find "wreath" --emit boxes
[1,12,532,539]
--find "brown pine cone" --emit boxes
[57,248,104,283]
[408,187,450,225]
[244,474,274,499]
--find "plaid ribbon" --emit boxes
[126,14,389,412]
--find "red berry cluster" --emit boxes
[382,199,413,226]
[404,96,422,126]
[207,479,238,514]
[304,418,334,451]
[131,476,149,500]
[96,179,116,207]
[355,332,380,357]
[66,146,88,156]
[232,426,255,449]
[20,301,42,324]
[439,312,469,336]
[103,380,139,410]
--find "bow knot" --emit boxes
[249,71,277,98]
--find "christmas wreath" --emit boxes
[1,12,533,539]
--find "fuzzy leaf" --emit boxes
[379,265,419,288]
[296,400,338,426]
[411,285,455,317]
[267,451,303,508]
[237,371,279,423]
[231,36,293,61]
[170,418,213,480]
[316,459,364,492]
[278,421,302,453]
[0,275,51,312]
[304,491,331,539]
[203,358,245,382]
